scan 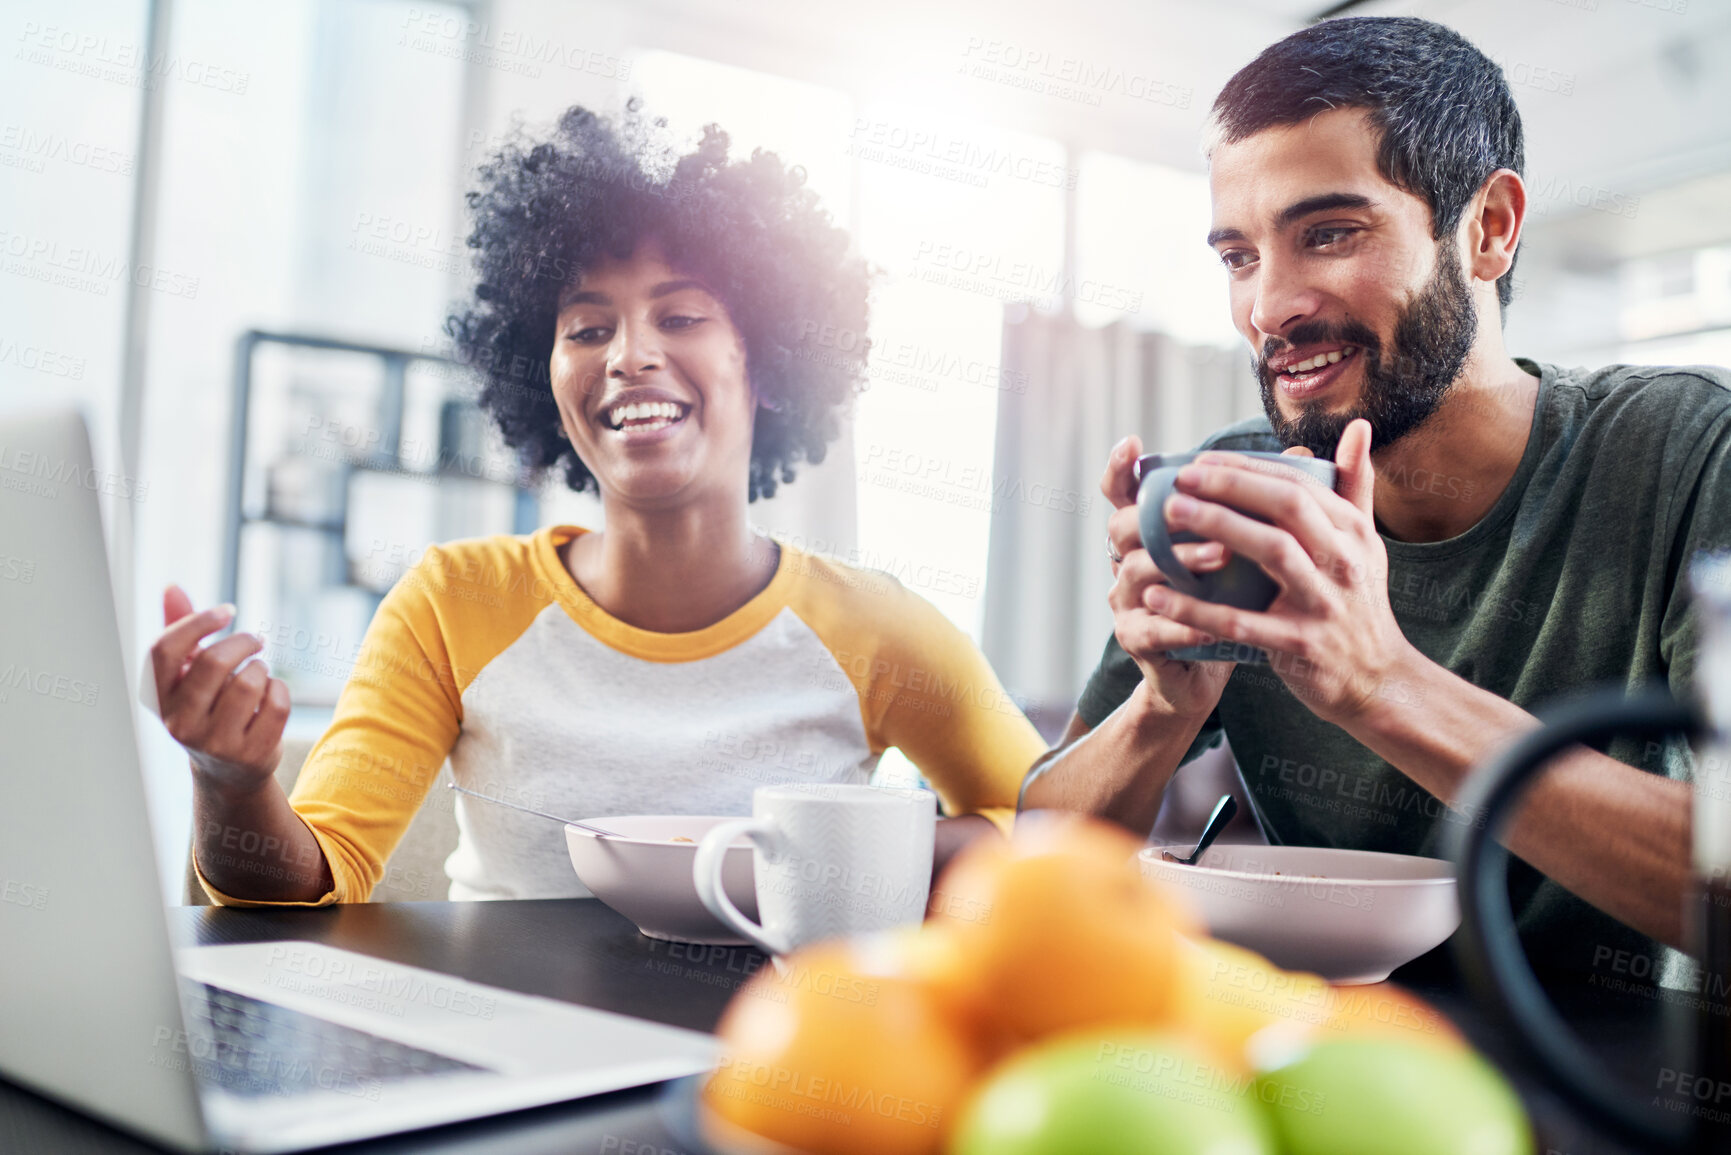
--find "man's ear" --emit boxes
[1465,169,1525,290]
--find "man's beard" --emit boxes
[1255,241,1478,459]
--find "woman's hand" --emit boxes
[151,584,291,795]
[931,814,1000,883]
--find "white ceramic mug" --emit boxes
[692,783,937,956]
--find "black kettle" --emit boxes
[1448,553,1731,1153]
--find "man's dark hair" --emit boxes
[447,104,870,501]
[1208,16,1525,310]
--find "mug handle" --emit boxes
[1136,465,1208,598]
[1449,684,1703,1152]
[694,817,787,956]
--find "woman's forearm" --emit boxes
[191,766,334,902]
[932,813,1000,882]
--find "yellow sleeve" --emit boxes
[198,535,550,906]
[788,554,1046,836]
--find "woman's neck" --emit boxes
[562,498,779,633]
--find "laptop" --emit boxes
[0,406,717,1152]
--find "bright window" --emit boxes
[851,104,1067,638]
[1074,151,1238,347]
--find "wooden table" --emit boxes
[0,899,1696,1153]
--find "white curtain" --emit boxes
[981,312,1261,712]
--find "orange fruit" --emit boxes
[1174,935,1334,1066]
[1175,936,1465,1067]
[702,932,988,1155]
[925,812,1201,1047]
[1313,981,1465,1051]
[884,912,1025,1062]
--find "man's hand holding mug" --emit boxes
[1114,419,1414,727]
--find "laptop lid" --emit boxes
[0,405,211,1152]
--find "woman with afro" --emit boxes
[152,106,1044,906]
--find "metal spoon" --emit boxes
[1161,793,1238,865]
[446,782,622,839]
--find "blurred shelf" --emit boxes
[222,329,542,710]
[243,513,345,535]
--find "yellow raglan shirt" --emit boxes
[197,526,1045,905]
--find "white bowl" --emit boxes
[565,816,759,944]
[1139,844,1459,984]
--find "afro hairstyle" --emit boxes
[446,103,871,501]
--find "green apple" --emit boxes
[948,1031,1276,1155]
[1252,1036,1532,1155]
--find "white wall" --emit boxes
[0,0,145,441]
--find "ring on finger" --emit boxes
[1107,533,1124,565]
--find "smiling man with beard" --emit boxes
[1022,16,1731,980]
[1255,226,1479,461]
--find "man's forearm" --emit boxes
[191,767,335,903]
[1351,648,1693,948]
[1021,682,1216,835]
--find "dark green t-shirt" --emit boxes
[1073,359,1731,974]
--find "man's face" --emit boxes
[1208,107,1478,458]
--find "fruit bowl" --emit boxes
[1138,844,1459,983]
[685,817,1522,1155]
[565,816,757,944]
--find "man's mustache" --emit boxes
[1258,320,1382,373]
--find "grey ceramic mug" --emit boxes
[1135,451,1338,663]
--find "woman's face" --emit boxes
[549,239,756,509]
